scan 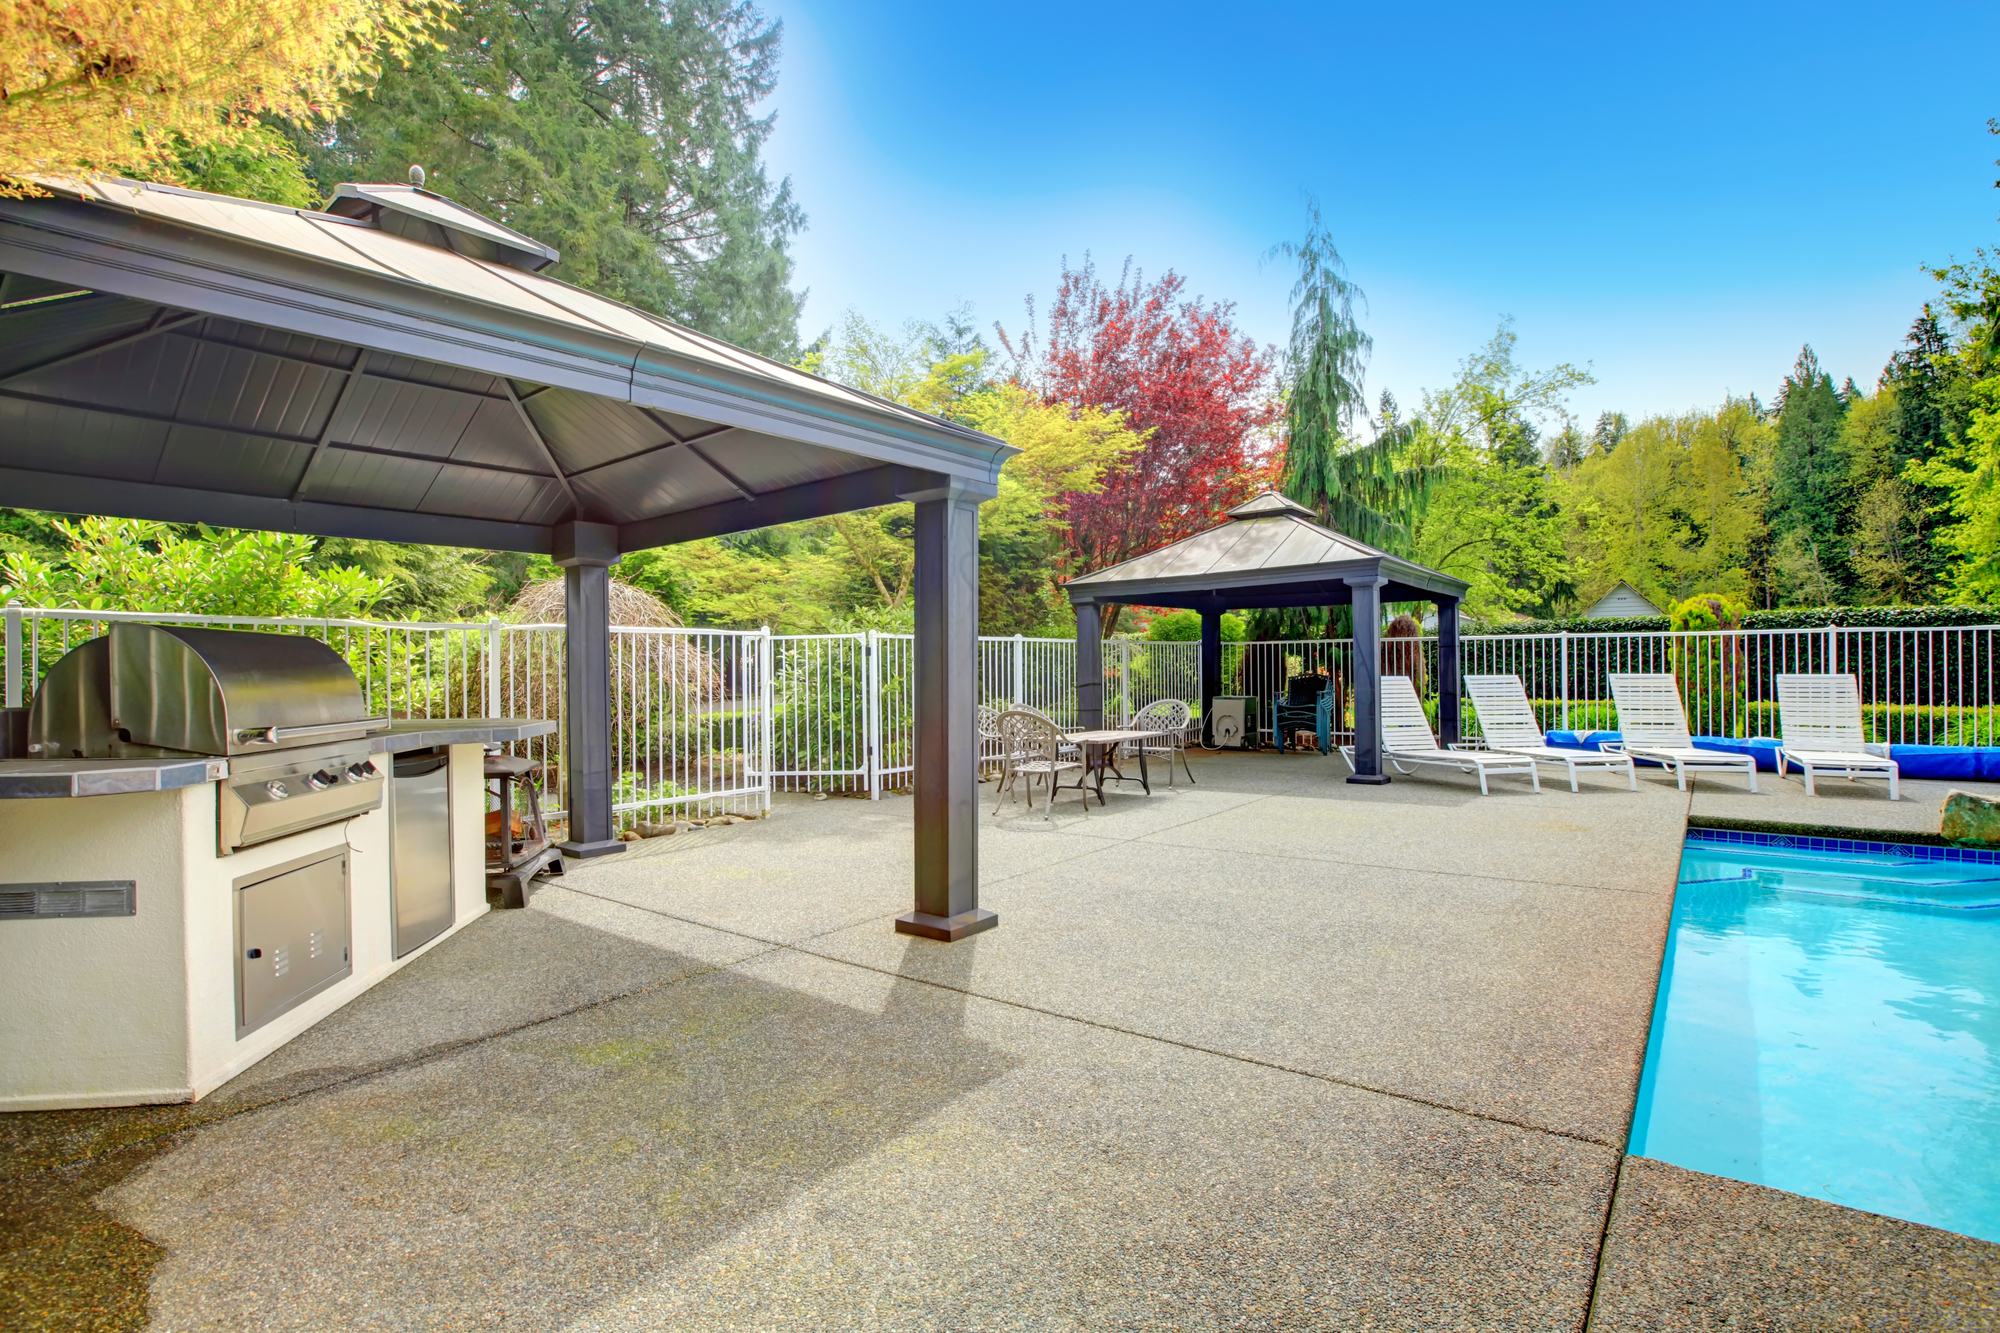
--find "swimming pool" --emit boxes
[1630,829,2000,1243]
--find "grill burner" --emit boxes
[26,624,389,852]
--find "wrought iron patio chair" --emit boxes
[1129,697,1196,785]
[1273,673,1335,755]
[1775,673,1899,799]
[991,708,1089,822]
[1013,702,1080,762]
[975,704,1005,778]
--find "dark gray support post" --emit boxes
[555,521,627,856]
[1346,577,1390,784]
[1436,596,1462,746]
[1075,600,1103,731]
[1199,607,1222,746]
[896,485,996,942]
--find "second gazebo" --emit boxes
[1064,491,1472,783]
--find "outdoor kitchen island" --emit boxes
[0,625,556,1112]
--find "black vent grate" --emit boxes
[0,881,136,919]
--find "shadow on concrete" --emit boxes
[86,917,1016,1330]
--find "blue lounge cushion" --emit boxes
[1692,736,1785,772]
[1881,745,1986,781]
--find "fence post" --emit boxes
[758,626,774,812]
[865,628,882,800]
[1013,633,1025,705]
[4,600,20,709]
[1559,631,1570,733]
[484,618,502,719]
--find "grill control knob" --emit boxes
[345,761,376,783]
[265,780,291,800]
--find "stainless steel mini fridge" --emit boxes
[391,748,453,957]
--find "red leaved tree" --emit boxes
[1001,257,1280,627]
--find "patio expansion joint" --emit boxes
[1579,1154,1632,1331]
[556,883,1626,1154]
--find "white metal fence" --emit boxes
[5,603,1996,826]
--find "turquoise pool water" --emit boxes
[1630,831,2000,1242]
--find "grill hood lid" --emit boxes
[108,624,381,755]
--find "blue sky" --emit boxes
[758,0,1999,431]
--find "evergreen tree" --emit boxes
[1881,308,1960,593]
[1769,346,1854,601]
[301,0,805,357]
[1887,308,1959,466]
[1270,204,1440,555]
[1590,411,1629,457]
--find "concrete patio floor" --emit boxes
[5,749,1999,1330]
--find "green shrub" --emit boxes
[1470,605,2000,635]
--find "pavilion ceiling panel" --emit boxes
[569,447,738,522]
[175,336,347,442]
[298,444,443,510]
[153,425,309,497]
[191,318,351,372]
[447,396,554,473]
[0,395,167,479]
[0,293,155,379]
[428,469,570,526]
[526,389,660,473]
[362,351,506,398]
[3,319,198,417]
[718,433,880,495]
[648,408,720,440]
[336,375,484,459]
[568,451,712,520]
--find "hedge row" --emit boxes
[1466,605,2000,636]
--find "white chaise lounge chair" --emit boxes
[1340,676,1541,795]
[1605,673,1759,792]
[1464,674,1638,792]
[1775,673,1899,800]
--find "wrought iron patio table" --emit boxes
[1062,729,1166,802]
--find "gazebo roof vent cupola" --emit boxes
[324,181,560,272]
[1224,490,1319,521]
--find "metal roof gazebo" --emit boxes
[1064,491,1472,780]
[0,176,1014,940]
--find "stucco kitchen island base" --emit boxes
[0,740,503,1111]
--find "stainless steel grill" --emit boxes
[26,624,389,852]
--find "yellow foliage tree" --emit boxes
[0,0,448,191]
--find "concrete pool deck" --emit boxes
[4,750,1998,1330]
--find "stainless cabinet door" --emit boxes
[391,751,453,957]
[237,852,350,1037]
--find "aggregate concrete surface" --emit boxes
[3,750,1994,1330]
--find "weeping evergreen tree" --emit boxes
[1258,204,1444,638]
[1272,203,1441,553]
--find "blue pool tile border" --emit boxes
[1686,825,2000,866]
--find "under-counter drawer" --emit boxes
[235,850,350,1038]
